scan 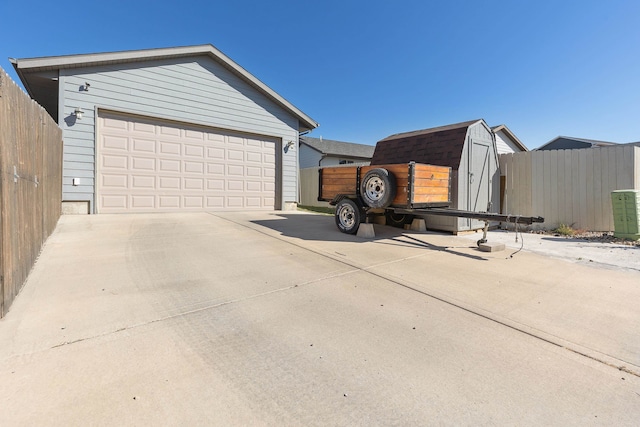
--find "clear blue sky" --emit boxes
[1,0,638,149]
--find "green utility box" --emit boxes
[611,190,640,240]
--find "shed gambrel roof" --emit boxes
[10,44,318,132]
[372,119,484,168]
[300,136,375,159]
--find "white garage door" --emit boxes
[97,112,278,213]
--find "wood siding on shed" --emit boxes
[59,56,300,211]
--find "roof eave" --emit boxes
[11,44,319,132]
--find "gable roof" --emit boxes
[537,136,617,150]
[491,124,528,151]
[300,136,375,159]
[372,119,485,168]
[10,44,318,132]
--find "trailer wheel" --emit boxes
[361,168,396,208]
[335,199,364,234]
[386,211,414,228]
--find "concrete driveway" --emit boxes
[1,211,639,426]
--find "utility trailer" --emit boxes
[318,162,544,245]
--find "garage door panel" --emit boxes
[185,129,204,140]
[246,151,262,163]
[184,178,204,190]
[160,141,181,156]
[131,195,155,208]
[246,166,262,177]
[184,161,204,174]
[103,154,128,169]
[159,196,180,208]
[246,181,261,192]
[102,174,128,189]
[207,163,224,175]
[101,195,128,209]
[132,138,156,154]
[227,180,243,191]
[132,175,155,189]
[184,144,205,157]
[98,112,277,213]
[207,147,225,159]
[159,159,181,173]
[227,197,243,207]
[160,126,180,137]
[228,136,243,145]
[133,122,155,134]
[227,165,244,176]
[184,196,204,208]
[207,179,224,190]
[227,149,245,161]
[103,135,128,151]
[159,176,181,190]
[131,157,156,171]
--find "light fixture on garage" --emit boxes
[284,140,295,152]
[74,108,84,120]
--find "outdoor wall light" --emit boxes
[74,108,84,120]
[285,141,295,150]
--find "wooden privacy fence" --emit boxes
[0,67,63,317]
[500,145,640,232]
[299,167,331,208]
[299,164,370,208]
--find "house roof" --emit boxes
[10,44,318,132]
[300,136,375,159]
[537,136,618,150]
[491,124,528,151]
[372,119,485,168]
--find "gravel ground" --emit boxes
[457,228,640,272]
[533,230,640,247]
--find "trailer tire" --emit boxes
[386,211,414,228]
[335,199,364,234]
[361,168,396,208]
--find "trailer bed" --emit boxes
[319,162,451,208]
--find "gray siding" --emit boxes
[299,144,322,168]
[60,56,300,211]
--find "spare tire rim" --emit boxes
[338,204,356,228]
[364,176,385,201]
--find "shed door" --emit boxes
[97,111,278,213]
[468,138,492,229]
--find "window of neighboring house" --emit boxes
[339,159,354,165]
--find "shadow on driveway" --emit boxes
[251,213,488,261]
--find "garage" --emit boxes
[11,44,318,213]
[97,111,279,213]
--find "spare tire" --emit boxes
[360,168,396,208]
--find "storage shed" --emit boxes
[373,119,500,233]
[11,44,318,214]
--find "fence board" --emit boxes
[0,67,62,318]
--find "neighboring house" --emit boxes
[299,136,375,168]
[11,44,318,214]
[491,124,528,154]
[537,136,617,151]
[373,119,500,233]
